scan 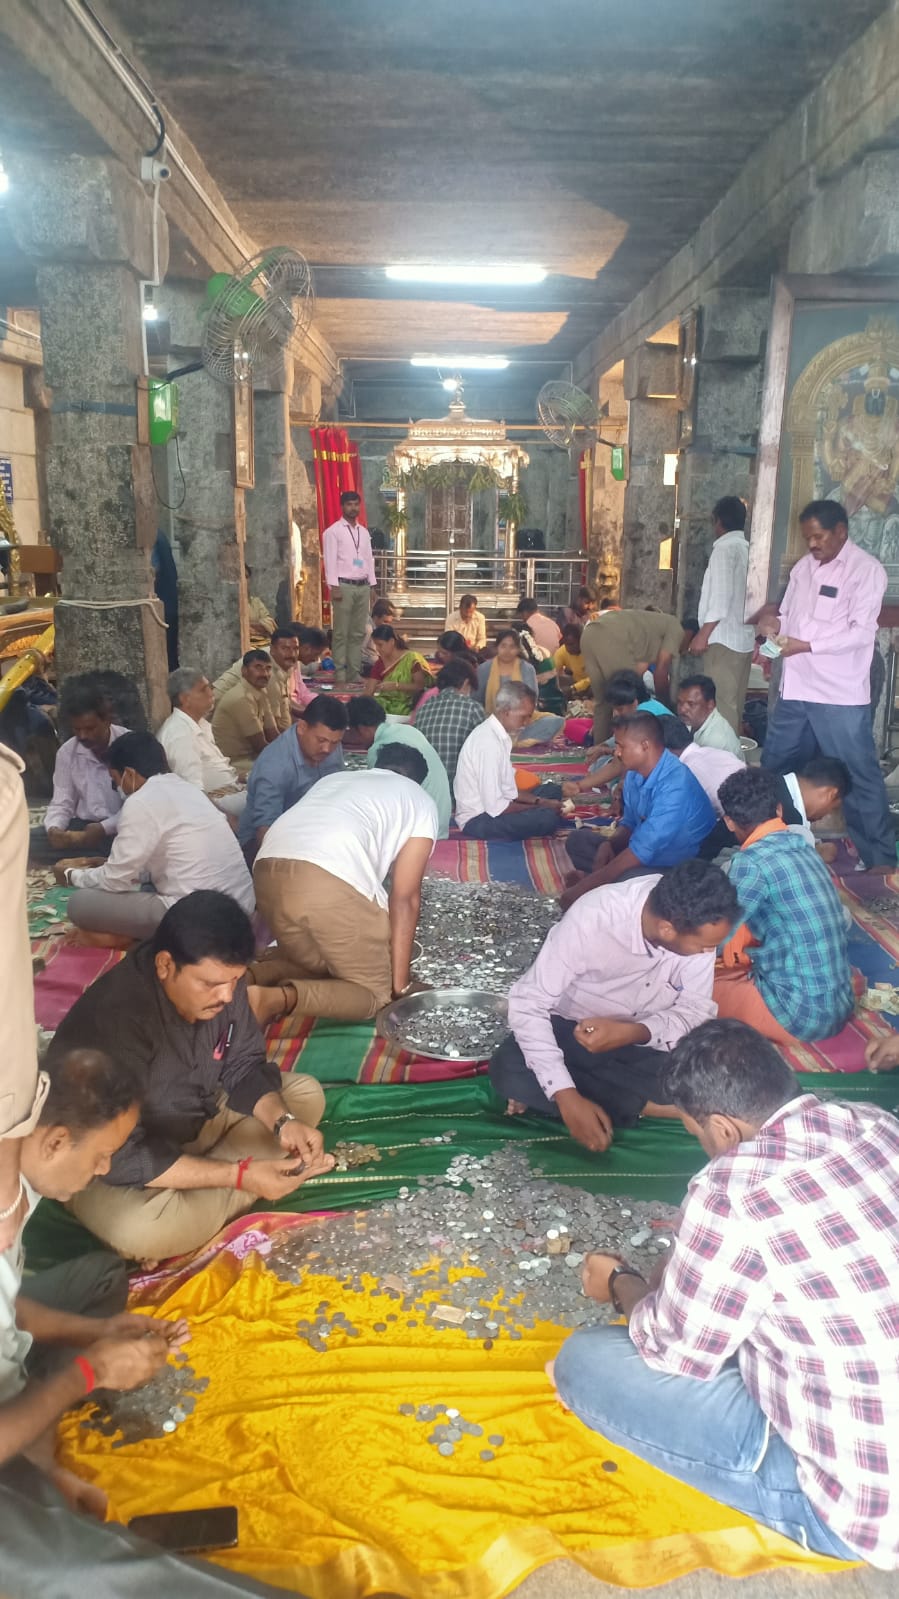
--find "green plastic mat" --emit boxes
[23,1071,899,1272]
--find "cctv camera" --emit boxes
[140,156,172,183]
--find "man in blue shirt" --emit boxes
[562,712,716,911]
[238,695,347,861]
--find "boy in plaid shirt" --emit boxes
[551,1018,899,1568]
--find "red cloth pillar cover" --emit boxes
[309,427,368,626]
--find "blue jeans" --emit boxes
[554,1325,855,1561]
[761,698,894,867]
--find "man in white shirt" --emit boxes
[37,686,126,862]
[689,496,754,732]
[252,750,437,1023]
[449,594,487,654]
[661,716,744,816]
[322,490,376,682]
[454,680,562,840]
[158,666,246,817]
[55,732,254,941]
[677,675,745,757]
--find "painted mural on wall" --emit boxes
[775,310,899,595]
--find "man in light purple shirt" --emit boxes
[33,687,126,864]
[758,499,894,869]
[322,490,376,683]
[489,862,738,1153]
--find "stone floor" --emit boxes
[379,1561,899,1598]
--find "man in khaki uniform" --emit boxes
[211,651,277,775]
[0,745,49,1250]
[214,629,300,734]
[581,610,691,742]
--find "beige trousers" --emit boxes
[702,643,752,734]
[0,747,46,1139]
[330,582,371,680]
[68,1073,324,1260]
[253,858,392,1021]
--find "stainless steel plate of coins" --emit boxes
[376,988,509,1062]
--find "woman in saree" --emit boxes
[474,629,564,742]
[364,625,434,715]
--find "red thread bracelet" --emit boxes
[74,1355,96,1394]
[235,1156,253,1191]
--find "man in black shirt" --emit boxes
[48,891,332,1259]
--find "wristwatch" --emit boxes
[608,1265,646,1315]
[272,1113,298,1139]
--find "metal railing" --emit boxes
[372,548,589,620]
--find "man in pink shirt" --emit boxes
[489,861,738,1153]
[516,595,561,653]
[322,491,376,682]
[759,499,894,869]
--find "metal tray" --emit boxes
[375,986,509,1063]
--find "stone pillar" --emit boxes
[590,367,627,596]
[246,377,292,619]
[788,151,899,274]
[162,282,248,679]
[10,154,170,721]
[289,370,324,626]
[674,291,768,618]
[620,344,678,611]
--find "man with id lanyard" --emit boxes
[757,498,894,871]
[46,891,333,1260]
[323,489,376,683]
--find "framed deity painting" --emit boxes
[747,275,899,613]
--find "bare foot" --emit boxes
[505,1098,528,1116]
[564,868,584,888]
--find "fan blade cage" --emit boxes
[536,380,601,449]
[201,247,315,385]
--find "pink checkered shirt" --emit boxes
[630,1094,899,1567]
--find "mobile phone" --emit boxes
[128,1506,239,1554]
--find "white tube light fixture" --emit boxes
[410,355,510,371]
[387,263,546,286]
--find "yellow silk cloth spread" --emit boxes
[57,1230,852,1597]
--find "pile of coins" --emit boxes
[399,1002,510,1061]
[80,1352,209,1448]
[267,1144,676,1344]
[412,880,560,992]
[397,1403,504,1462]
[333,1140,382,1170]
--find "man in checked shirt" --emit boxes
[550,1018,899,1568]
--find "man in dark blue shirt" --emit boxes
[238,695,347,861]
[562,712,715,911]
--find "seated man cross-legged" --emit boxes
[490,860,738,1152]
[34,686,126,863]
[563,712,716,910]
[551,1019,899,1568]
[714,766,854,1045]
[251,746,438,1022]
[677,674,745,757]
[47,891,333,1261]
[453,679,562,840]
[56,732,255,941]
[157,666,247,818]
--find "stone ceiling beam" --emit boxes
[576,0,899,384]
[0,0,340,391]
